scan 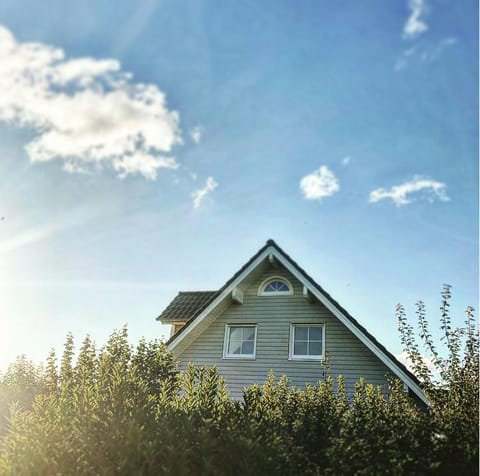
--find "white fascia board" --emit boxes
[167,247,272,352]
[271,249,428,405]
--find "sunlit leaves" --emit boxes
[0,307,478,475]
[397,285,479,475]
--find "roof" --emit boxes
[163,240,274,341]
[159,239,427,405]
[157,291,217,321]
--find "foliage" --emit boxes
[396,284,479,475]
[0,355,46,437]
[0,287,477,475]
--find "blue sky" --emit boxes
[0,0,477,370]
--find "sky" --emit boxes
[0,0,477,371]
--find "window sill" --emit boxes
[258,292,294,297]
[288,356,325,361]
[222,355,256,360]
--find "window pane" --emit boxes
[308,341,323,356]
[276,281,289,291]
[243,327,255,342]
[309,327,323,341]
[229,327,242,341]
[294,341,307,356]
[227,326,256,356]
[292,326,324,358]
[264,280,290,293]
[294,327,308,341]
[229,340,242,355]
[241,340,254,355]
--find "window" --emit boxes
[258,277,293,296]
[289,324,325,360]
[223,325,257,359]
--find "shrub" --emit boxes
[0,286,477,475]
[396,284,479,474]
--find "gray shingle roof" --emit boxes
[157,291,217,322]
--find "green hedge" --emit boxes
[0,287,478,475]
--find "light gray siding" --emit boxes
[177,266,394,399]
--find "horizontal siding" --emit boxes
[177,266,394,399]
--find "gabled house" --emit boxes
[157,240,427,405]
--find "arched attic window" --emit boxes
[258,277,293,296]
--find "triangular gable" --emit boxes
[166,239,428,405]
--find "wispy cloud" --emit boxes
[0,206,101,255]
[0,222,65,254]
[0,25,181,180]
[394,46,418,71]
[341,156,351,167]
[300,166,340,202]
[420,37,458,63]
[395,38,457,71]
[190,126,203,144]
[113,0,159,56]
[403,0,428,40]
[369,176,449,206]
[192,176,218,209]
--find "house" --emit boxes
[157,239,427,404]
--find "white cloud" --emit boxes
[54,58,122,85]
[190,126,203,144]
[0,25,181,179]
[403,0,428,39]
[63,161,89,175]
[369,176,449,206]
[341,156,351,167]
[192,176,218,209]
[300,166,340,202]
[112,153,178,180]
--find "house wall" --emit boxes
[176,266,395,399]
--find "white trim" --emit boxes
[168,245,428,405]
[257,276,294,296]
[289,323,325,360]
[169,248,271,350]
[223,324,257,359]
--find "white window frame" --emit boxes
[289,323,325,360]
[258,276,294,296]
[223,324,257,359]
